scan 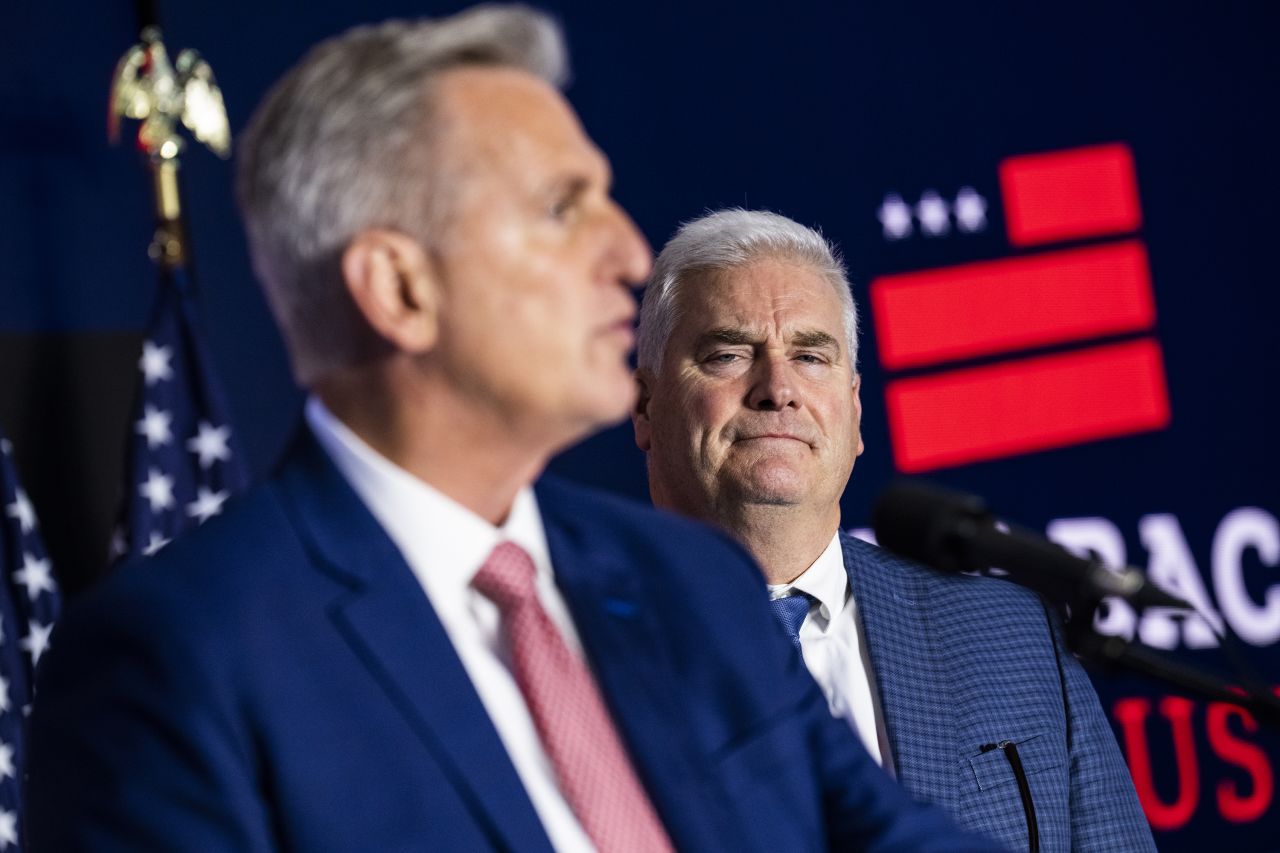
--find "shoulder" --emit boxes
[537,475,747,555]
[57,478,309,652]
[536,474,700,529]
[136,478,296,580]
[535,474,766,593]
[839,531,913,575]
[839,530,1056,624]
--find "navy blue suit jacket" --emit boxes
[27,433,1000,852]
[841,533,1155,852]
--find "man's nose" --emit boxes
[605,200,653,287]
[746,354,798,411]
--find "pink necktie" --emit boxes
[472,541,674,853]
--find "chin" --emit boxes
[604,365,640,412]
[568,376,635,431]
[729,476,807,507]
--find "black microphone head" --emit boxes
[871,479,992,573]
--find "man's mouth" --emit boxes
[601,317,636,346]
[736,433,808,445]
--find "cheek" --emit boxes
[833,400,863,460]
[457,216,571,313]
[670,384,736,451]
[441,227,528,325]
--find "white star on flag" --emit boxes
[13,553,56,600]
[187,421,233,469]
[21,622,53,667]
[117,271,250,564]
[143,531,172,557]
[916,190,951,236]
[139,468,176,513]
[0,808,15,849]
[135,405,174,449]
[877,193,914,240]
[5,488,35,535]
[139,339,174,385]
[186,487,230,524]
[954,186,988,233]
[0,427,60,845]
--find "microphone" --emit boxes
[871,480,1189,611]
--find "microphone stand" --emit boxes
[1062,590,1280,729]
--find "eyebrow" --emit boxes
[552,176,591,204]
[696,328,842,352]
[792,330,840,351]
[542,150,613,201]
[699,328,757,347]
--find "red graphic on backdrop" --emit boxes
[871,240,1155,370]
[1206,702,1275,823]
[1113,691,1278,831]
[871,142,1171,472]
[1000,142,1143,246]
[885,340,1169,473]
[1115,696,1201,830]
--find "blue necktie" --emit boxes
[769,594,811,652]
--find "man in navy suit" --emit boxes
[632,209,1157,852]
[27,8,1001,852]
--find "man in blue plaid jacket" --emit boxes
[632,208,1157,853]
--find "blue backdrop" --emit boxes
[2,1,1277,848]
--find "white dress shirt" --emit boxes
[305,398,596,852]
[767,533,895,773]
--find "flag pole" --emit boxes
[105,17,249,563]
[134,0,160,30]
[108,6,230,274]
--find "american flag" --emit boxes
[0,433,60,850]
[115,268,250,561]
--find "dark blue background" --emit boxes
[3,1,1278,848]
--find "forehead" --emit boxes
[433,66,608,185]
[675,258,846,341]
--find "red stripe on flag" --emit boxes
[886,338,1170,473]
[870,240,1155,370]
[999,143,1142,247]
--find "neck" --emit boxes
[315,362,551,525]
[721,503,838,585]
[658,483,838,584]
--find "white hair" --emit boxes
[636,208,858,374]
[235,4,568,385]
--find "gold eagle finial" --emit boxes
[109,26,230,159]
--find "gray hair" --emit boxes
[636,209,858,374]
[235,5,568,385]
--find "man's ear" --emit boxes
[340,229,440,355]
[632,369,654,452]
[852,374,865,458]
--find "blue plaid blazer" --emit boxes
[842,533,1156,852]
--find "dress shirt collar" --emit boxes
[767,532,848,633]
[303,396,553,610]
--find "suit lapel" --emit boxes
[536,482,728,851]
[277,432,554,853]
[843,534,963,811]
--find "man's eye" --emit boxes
[549,197,574,221]
[795,353,826,364]
[704,352,743,365]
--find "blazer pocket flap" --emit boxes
[967,734,1064,792]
